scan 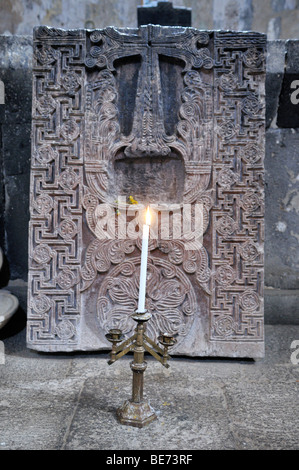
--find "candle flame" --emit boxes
[146,206,151,225]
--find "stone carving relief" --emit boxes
[27,26,266,357]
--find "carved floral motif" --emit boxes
[32,294,52,315]
[216,215,237,237]
[217,167,237,188]
[34,144,58,165]
[238,240,259,261]
[243,47,264,69]
[97,257,196,345]
[33,194,53,216]
[55,319,76,340]
[240,143,263,165]
[60,71,81,95]
[215,265,236,286]
[35,45,59,65]
[33,243,52,264]
[213,315,235,337]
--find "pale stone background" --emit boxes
[1,0,299,39]
[0,0,298,326]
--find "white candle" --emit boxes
[137,207,151,313]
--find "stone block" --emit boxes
[265,129,299,289]
[137,2,192,27]
[265,40,285,128]
[277,39,299,127]
[213,0,253,31]
[264,287,299,324]
[0,35,32,280]
[26,26,266,359]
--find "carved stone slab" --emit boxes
[27,25,266,357]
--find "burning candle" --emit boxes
[137,206,151,313]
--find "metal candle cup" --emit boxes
[106,328,124,343]
[158,332,177,347]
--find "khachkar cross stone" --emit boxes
[27,25,266,358]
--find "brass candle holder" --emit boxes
[105,310,176,428]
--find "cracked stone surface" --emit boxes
[0,323,298,450]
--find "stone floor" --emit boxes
[0,309,298,451]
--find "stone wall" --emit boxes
[0,33,298,323]
[0,36,32,285]
[264,40,299,323]
[1,0,299,39]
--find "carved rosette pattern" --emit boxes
[79,235,211,343]
[27,26,266,357]
[97,257,196,347]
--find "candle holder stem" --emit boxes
[132,320,145,403]
[116,314,157,428]
[106,310,176,428]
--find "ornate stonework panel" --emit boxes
[27,26,266,357]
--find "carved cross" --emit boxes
[85,25,213,158]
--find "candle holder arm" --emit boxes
[114,333,137,354]
[108,340,136,365]
[142,333,170,368]
[106,331,137,365]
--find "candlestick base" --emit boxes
[116,399,157,428]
